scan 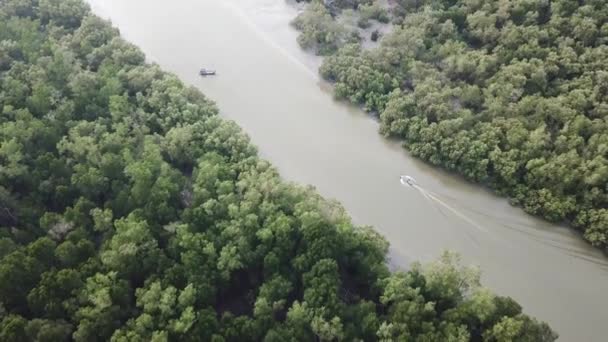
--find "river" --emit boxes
[87,1,608,340]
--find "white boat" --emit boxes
[199,68,216,76]
[400,175,416,187]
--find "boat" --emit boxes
[199,68,216,76]
[400,175,416,187]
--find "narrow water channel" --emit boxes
[87,1,608,340]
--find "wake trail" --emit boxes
[220,0,319,79]
[417,185,489,234]
[416,188,608,267]
[410,184,482,246]
[425,188,550,232]
[422,189,595,250]
[404,180,608,269]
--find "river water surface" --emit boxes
[87,1,608,340]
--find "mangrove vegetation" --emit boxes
[0,0,556,341]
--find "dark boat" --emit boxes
[199,68,216,76]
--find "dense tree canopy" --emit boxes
[292,0,389,54]
[298,0,608,250]
[0,0,555,341]
[292,1,358,55]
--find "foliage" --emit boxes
[316,0,608,250]
[293,1,389,51]
[292,1,360,55]
[0,0,555,341]
[358,2,390,28]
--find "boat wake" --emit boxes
[220,0,319,79]
[399,176,608,269]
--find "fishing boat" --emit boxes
[199,68,216,76]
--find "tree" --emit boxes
[27,268,82,318]
[73,272,131,342]
[24,318,72,342]
[100,214,162,283]
[38,0,89,29]
[292,2,356,55]
[0,314,28,342]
